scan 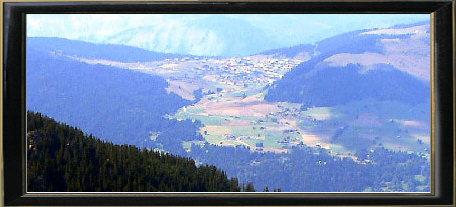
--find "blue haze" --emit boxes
[27,14,429,56]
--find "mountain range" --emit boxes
[104,16,280,57]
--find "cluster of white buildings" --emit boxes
[163,56,302,88]
[205,57,302,87]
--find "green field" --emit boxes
[171,84,430,158]
[299,99,430,154]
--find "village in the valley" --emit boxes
[70,52,430,160]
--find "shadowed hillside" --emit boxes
[27,39,203,152]
[264,22,430,108]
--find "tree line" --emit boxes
[189,142,430,192]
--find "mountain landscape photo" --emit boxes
[26,14,431,192]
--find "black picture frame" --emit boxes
[1,1,455,206]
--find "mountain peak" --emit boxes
[103,16,280,57]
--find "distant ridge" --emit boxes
[27,37,196,63]
[259,44,315,59]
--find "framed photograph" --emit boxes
[1,0,455,206]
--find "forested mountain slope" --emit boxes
[264,22,430,108]
[27,38,203,153]
[27,111,250,192]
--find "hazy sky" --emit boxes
[27,14,430,51]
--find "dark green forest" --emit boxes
[26,111,252,192]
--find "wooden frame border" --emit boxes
[1,1,455,206]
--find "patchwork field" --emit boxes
[71,53,431,160]
[172,81,430,159]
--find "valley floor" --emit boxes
[69,53,430,162]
